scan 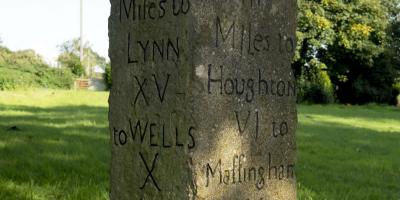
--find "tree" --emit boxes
[385,1,400,104]
[295,0,400,104]
[57,52,85,77]
[0,44,74,90]
[57,38,106,77]
[104,62,112,89]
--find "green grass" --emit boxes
[297,104,400,200]
[0,90,399,199]
[0,90,109,200]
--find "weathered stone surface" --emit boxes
[109,0,297,199]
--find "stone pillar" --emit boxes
[109,0,297,199]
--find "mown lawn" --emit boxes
[297,104,400,200]
[0,90,399,200]
[0,90,109,200]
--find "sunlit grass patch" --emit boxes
[0,90,109,200]
[0,90,398,199]
[297,104,400,200]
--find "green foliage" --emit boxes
[393,79,400,106]
[57,53,85,77]
[36,68,75,89]
[0,47,74,90]
[0,47,46,67]
[57,38,106,77]
[394,80,400,93]
[298,59,334,104]
[295,0,400,104]
[0,68,38,90]
[104,63,112,89]
[388,10,400,104]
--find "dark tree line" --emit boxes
[294,0,400,104]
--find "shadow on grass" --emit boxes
[0,104,110,199]
[1,103,399,199]
[297,118,400,200]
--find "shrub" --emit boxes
[104,63,112,89]
[57,53,85,77]
[36,68,74,89]
[0,48,74,90]
[297,59,334,104]
[335,54,399,105]
[0,67,38,90]
[393,80,400,106]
